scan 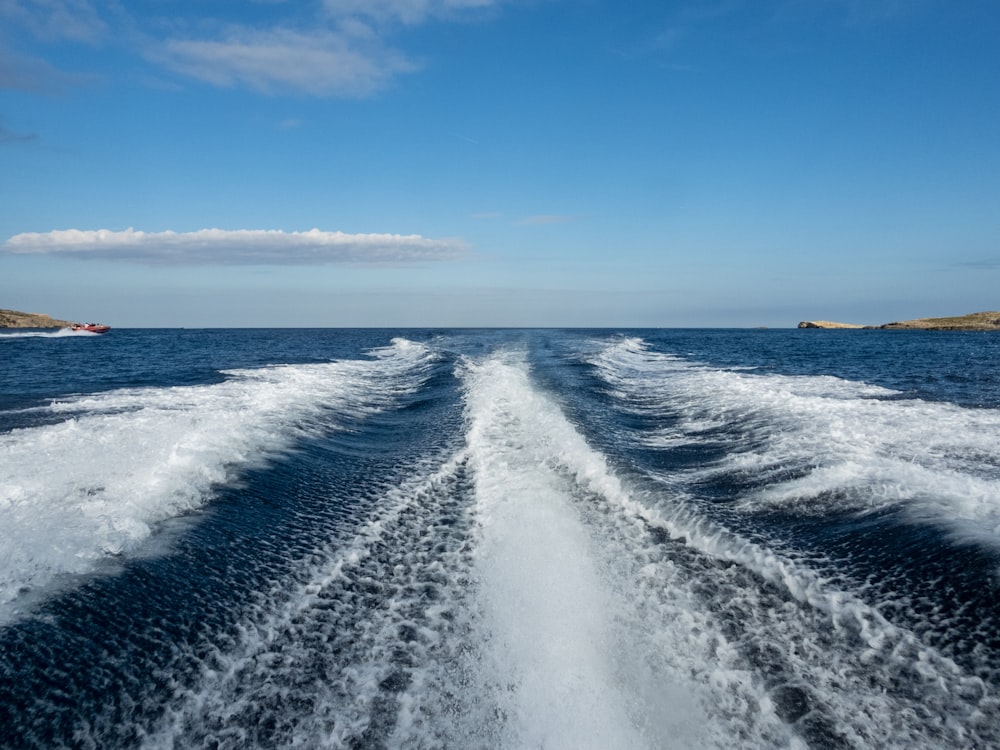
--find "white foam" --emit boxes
[146,340,726,748]
[201,347,791,748]
[455,342,999,748]
[457,350,778,749]
[603,483,999,747]
[0,338,434,619]
[144,444,473,749]
[592,337,1000,543]
[89,338,1000,748]
[0,328,93,339]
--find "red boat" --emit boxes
[71,323,111,334]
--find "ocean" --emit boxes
[1,327,999,749]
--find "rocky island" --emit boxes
[798,311,1000,331]
[0,308,77,328]
[796,320,866,329]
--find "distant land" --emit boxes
[0,308,76,328]
[796,320,866,329]
[4,307,1000,331]
[799,311,1000,331]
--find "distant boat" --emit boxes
[70,323,111,334]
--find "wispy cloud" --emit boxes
[0,0,108,44]
[951,258,1000,270]
[516,215,574,226]
[3,228,469,266]
[322,0,500,25]
[155,27,417,97]
[154,1,504,95]
[0,117,37,143]
[0,47,92,92]
[820,0,929,25]
[776,0,935,27]
[0,1,110,93]
[449,131,480,145]
[1,0,507,97]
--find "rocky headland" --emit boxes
[798,311,1000,331]
[796,320,866,329]
[0,308,76,328]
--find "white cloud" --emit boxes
[1,0,507,97]
[156,28,416,96]
[151,0,504,96]
[3,228,469,266]
[323,0,498,25]
[0,0,107,44]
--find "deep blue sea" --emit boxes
[1,327,999,749]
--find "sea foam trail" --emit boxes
[161,347,795,749]
[460,352,647,749]
[0,329,96,339]
[592,337,1000,542]
[0,338,434,620]
[582,336,1000,747]
[457,350,789,749]
[144,445,478,750]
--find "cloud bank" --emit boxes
[3,228,468,266]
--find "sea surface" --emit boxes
[1,327,999,749]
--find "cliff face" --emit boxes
[799,311,1000,331]
[0,309,77,328]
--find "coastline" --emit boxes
[798,311,1000,332]
[0,308,76,328]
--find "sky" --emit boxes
[1,0,998,328]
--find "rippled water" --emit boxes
[1,328,999,748]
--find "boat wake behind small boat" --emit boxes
[70,323,111,334]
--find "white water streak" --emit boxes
[594,337,1000,541]
[586,336,1000,747]
[459,350,757,749]
[145,446,471,749]
[0,339,432,619]
[0,328,94,338]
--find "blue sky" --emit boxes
[1,0,998,327]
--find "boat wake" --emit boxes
[2,334,999,749]
[0,328,95,339]
[0,339,436,622]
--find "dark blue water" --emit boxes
[1,328,998,748]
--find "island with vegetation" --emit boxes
[0,308,77,328]
[798,311,1000,331]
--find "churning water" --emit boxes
[1,328,999,748]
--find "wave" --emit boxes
[592,337,1000,545]
[0,338,435,621]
